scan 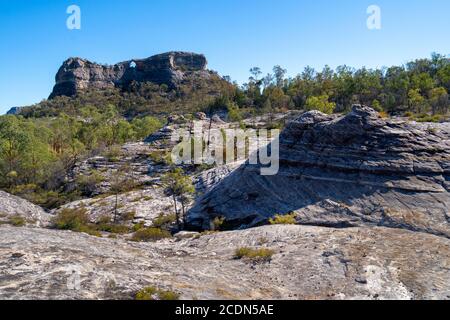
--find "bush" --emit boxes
[212,216,225,231]
[8,215,26,227]
[234,247,275,263]
[131,227,171,242]
[135,286,179,300]
[52,208,101,237]
[152,214,176,229]
[53,208,90,231]
[269,213,296,225]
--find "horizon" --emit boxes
[1,0,450,114]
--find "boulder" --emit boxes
[0,191,51,227]
[186,106,450,237]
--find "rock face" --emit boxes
[187,106,450,237]
[1,224,449,300]
[49,52,210,98]
[5,107,23,115]
[0,191,51,227]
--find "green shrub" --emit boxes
[131,227,171,242]
[135,286,179,300]
[53,208,90,231]
[152,214,176,228]
[212,216,225,231]
[132,221,146,232]
[234,247,275,262]
[52,208,101,237]
[8,215,26,227]
[96,223,131,234]
[269,213,297,225]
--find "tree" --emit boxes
[161,168,195,229]
[429,87,449,115]
[249,67,262,81]
[305,95,336,114]
[408,89,427,114]
[0,116,31,187]
[273,66,287,88]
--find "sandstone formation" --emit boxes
[187,106,450,237]
[1,224,449,300]
[0,191,51,227]
[49,52,211,98]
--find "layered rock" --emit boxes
[187,106,450,237]
[1,224,449,300]
[49,52,210,98]
[0,191,51,227]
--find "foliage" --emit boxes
[234,247,275,263]
[131,227,172,242]
[269,213,297,225]
[135,286,180,300]
[305,95,336,114]
[161,168,195,229]
[8,215,27,227]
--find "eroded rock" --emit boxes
[187,106,450,237]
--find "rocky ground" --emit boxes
[1,224,449,300]
[0,107,449,300]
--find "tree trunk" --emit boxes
[172,194,180,229]
[113,192,119,223]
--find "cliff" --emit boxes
[49,51,210,98]
[186,106,450,237]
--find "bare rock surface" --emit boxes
[49,52,212,98]
[0,191,51,227]
[187,106,450,237]
[55,187,174,226]
[0,224,449,300]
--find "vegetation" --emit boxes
[269,213,297,225]
[0,106,163,208]
[234,247,275,263]
[131,227,172,242]
[161,168,195,229]
[135,286,180,300]
[52,208,101,236]
[8,215,27,227]
[0,53,448,211]
[52,207,134,237]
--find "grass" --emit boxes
[234,247,275,263]
[269,213,297,225]
[53,208,132,237]
[131,227,172,242]
[8,215,27,227]
[135,286,179,300]
[152,214,176,228]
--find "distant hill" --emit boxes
[18,52,235,118]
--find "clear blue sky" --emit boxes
[0,0,449,114]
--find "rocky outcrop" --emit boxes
[0,191,51,227]
[187,106,450,237]
[1,224,449,300]
[49,52,210,98]
[5,107,24,115]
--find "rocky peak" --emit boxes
[49,52,209,98]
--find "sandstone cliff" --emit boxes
[187,106,450,237]
[49,52,211,98]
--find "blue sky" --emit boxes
[0,0,449,114]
